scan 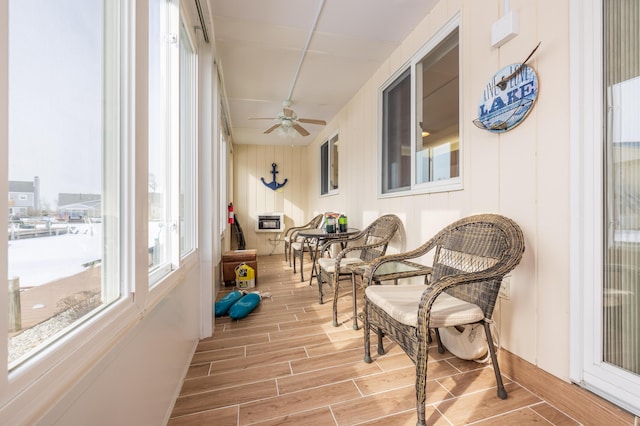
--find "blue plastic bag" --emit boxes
[214,290,244,316]
[228,292,261,319]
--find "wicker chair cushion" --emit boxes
[365,285,484,328]
[318,256,361,274]
[291,241,317,251]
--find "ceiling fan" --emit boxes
[250,100,326,137]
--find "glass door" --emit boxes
[602,0,640,378]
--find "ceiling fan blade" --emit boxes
[249,117,277,120]
[298,118,326,125]
[264,124,280,134]
[283,108,294,118]
[293,124,310,136]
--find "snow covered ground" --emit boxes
[8,223,102,288]
[8,221,166,288]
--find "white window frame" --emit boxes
[179,16,198,258]
[148,0,179,285]
[569,0,640,415]
[320,131,339,196]
[378,13,462,198]
[219,130,228,236]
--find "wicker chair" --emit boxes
[316,214,403,330]
[361,214,525,426]
[284,214,323,266]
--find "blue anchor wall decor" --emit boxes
[261,163,288,191]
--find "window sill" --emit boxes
[146,249,199,310]
[3,297,140,424]
[378,179,463,199]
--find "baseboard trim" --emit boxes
[498,350,636,425]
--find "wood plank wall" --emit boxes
[233,144,310,255]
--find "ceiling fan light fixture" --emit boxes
[250,99,325,137]
[277,125,297,138]
[419,121,430,138]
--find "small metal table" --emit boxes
[297,227,360,285]
[346,260,432,329]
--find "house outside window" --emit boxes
[380,16,461,196]
[321,132,339,195]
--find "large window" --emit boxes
[5,0,199,373]
[320,132,339,195]
[2,0,203,419]
[380,18,460,195]
[7,0,121,368]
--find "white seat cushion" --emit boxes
[318,257,361,274]
[365,284,484,328]
[291,241,317,251]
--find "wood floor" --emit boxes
[168,254,631,425]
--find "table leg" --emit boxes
[308,241,320,287]
[351,273,359,330]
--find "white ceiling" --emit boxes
[204,0,439,145]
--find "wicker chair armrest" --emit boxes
[333,239,389,264]
[363,238,439,283]
[285,224,310,238]
[285,214,324,238]
[416,263,515,330]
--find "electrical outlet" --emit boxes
[500,275,511,299]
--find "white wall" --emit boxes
[38,266,201,425]
[304,0,571,380]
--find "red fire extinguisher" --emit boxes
[228,203,234,224]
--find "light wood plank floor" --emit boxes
[168,254,628,425]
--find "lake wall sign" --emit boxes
[474,42,540,133]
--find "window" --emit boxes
[179,20,197,257]
[7,0,121,368]
[381,69,411,194]
[2,0,205,418]
[148,1,196,276]
[320,132,339,195]
[415,29,459,185]
[148,0,178,281]
[380,17,460,195]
